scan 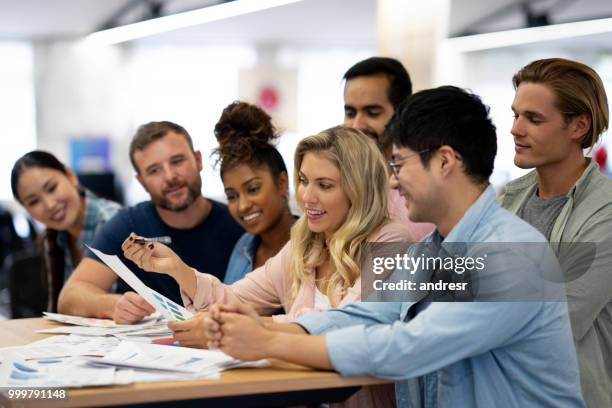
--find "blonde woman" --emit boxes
[122,126,412,326]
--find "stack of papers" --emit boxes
[43,312,159,327]
[86,341,235,374]
[0,336,124,388]
[0,354,119,388]
[113,323,174,343]
[39,312,164,337]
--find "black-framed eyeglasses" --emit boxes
[388,148,433,176]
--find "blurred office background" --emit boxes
[1,0,611,317]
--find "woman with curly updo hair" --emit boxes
[212,101,295,284]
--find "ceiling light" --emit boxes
[85,0,304,46]
[444,17,612,53]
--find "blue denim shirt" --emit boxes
[297,186,584,408]
[223,233,260,284]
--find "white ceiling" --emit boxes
[1,0,611,48]
[450,0,612,36]
[0,0,128,40]
[135,0,377,47]
[0,0,378,48]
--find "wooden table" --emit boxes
[0,318,388,407]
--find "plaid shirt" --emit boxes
[56,190,121,279]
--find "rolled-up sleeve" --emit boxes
[326,324,373,375]
[297,301,404,335]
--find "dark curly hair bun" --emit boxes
[214,101,280,171]
[215,101,277,145]
[213,101,287,181]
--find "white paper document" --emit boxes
[39,312,162,336]
[88,246,193,321]
[28,335,121,356]
[113,323,174,343]
[0,336,119,363]
[36,326,137,336]
[0,345,76,362]
[0,353,117,388]
[85,341,235,374]
[43,312,159,328]
[37,320,166,337]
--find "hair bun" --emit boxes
[213,101,280,171]
[214,101,277,149]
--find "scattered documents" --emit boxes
[0,354,118,388]
[1,334,268,389]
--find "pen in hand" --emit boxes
[134,236,172,245]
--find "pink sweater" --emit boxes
[181,221,413,322]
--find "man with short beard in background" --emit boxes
[343,57,434,240]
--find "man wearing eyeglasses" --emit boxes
[201,86,584,408]
[342,57,433,240]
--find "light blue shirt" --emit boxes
[223,232,260,284]
[297,186,584,408]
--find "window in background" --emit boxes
[277,47,374,210]
[124,45,256,204]
[123,45,373,207]
[0,42,36,201]
[475,83,530,189]
[595,54,612,151]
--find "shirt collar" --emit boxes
[240,233,260,262]
[430,185,497,255]
[80,190,98,238]
[567,158,598,200]
[505,158,597,200]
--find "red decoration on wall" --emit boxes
[258,85,279,111]
[594,146,607,169]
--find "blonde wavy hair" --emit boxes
[289,126,389,304]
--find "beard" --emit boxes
[360,128,379,141]
[152,178,202,212]
[358,128,388,156]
